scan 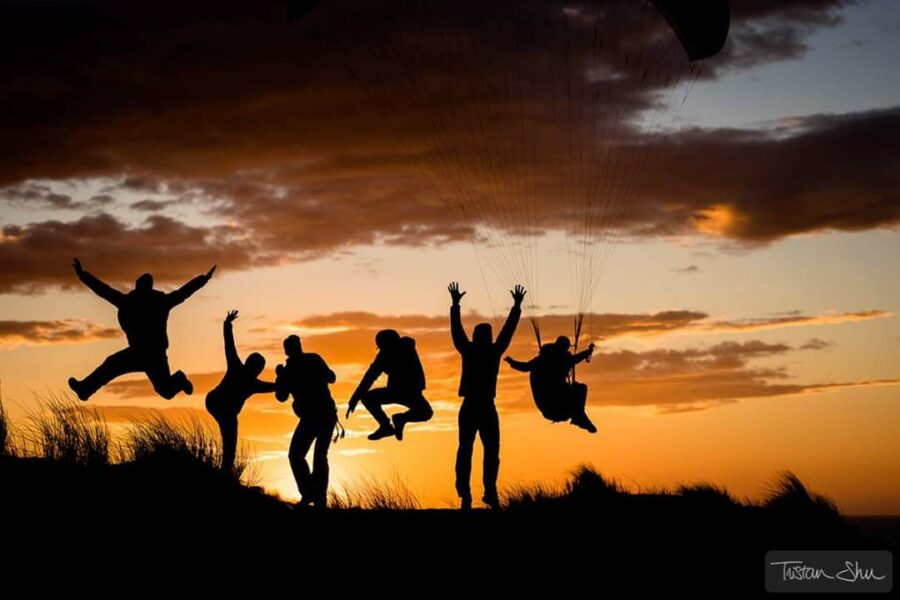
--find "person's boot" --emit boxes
[67,377,91,402]
[460,495,473,510]
[391,413,407,441]
[367,423,396,441]
[570,412,597,434]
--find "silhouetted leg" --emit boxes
[480,405,501,504]
[572,383,588,413]
[289,420,317,502]
[311,413,336,506]
[568,383,596,433]
[76,348,142,398]
[455,401,478,504]
[145,354,190,400]
[217,413,239,473]
[396,394,433,423]
[361,387,392,428]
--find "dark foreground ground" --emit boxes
[2,453,895,595]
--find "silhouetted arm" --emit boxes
[495,285,526,353]
[450,304,469,352]
[494,305,521,354]
[316,355,337,384]
[448,282,468,352]
[253,379,277,394]
[572,343,596,366]
[505,357,533,372]
[223,311,241,370]
[167,265,216,307]
[275,364,289,402]
[73,259,124,307]
[347,355,383,417]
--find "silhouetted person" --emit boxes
[67,258,215,401]
[205,310,277,473]
[449,282,525,509]
[276,335,338,507]
[347,329,433,441]
[506,336,597,433]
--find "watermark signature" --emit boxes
[766,550,892,593]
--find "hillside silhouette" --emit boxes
[1,395,895,593]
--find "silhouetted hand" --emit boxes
[448,281,466,305]
[510,284,527,306]
[72,258,84,277]
[206,265,217,279]
[586,342,596,363]
[225,309,239,324]
[346,395,359,419]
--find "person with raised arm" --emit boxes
[68,258,215,401]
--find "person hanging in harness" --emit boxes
[346,329,434,441]
[505,335,597,433]
[67,258,216,401]
[449,281,525,510]
[205,310,277,473]
[275,334,339,508]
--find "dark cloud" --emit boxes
[675,265,700,274]
[705,309,889,332]
[0,212,262,292]
[0,0,887,293]
[639,108,900,242]
[89,194,116,206]
[130,199,175,212]
[800,338,834,350]
[0,319,119,346]
[722,0,859,68]
[568,335,900,412]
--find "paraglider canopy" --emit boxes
[650,0,730,61]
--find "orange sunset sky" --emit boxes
[1,0,899,514]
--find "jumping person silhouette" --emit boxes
[205,310,277,473]
[347,330,433,441]
[67,258,216,401]
[506,336,597,433]
[275,334,338,507]
[449,281,525,510]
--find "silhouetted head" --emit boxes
[554,336,572,351]
[375,329,401,350]
[245,352,266,377]
[284,335,302,357]
[135,273,154,291]
[473,322,493,347]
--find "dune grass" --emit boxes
[9,392,251,482]
[24,392,110,466]
[0,395,10,457]
[329,473,421,510]
[124,412,253,481]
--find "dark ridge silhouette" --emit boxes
[67,258,215,401]
[205,310,276,472]
[449,281,524,509]
[506,335,598,433]
[275,335,338,507]
[2,399,894,592]
[347,329,433,441]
